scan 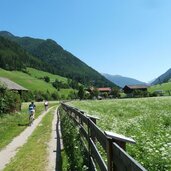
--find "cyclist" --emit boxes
[44,100,49,111]
[28,102,36,125]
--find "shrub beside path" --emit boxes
[0,106,55,171]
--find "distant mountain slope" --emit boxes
[0,31,116,87]
[151,68,171,85]
[102,73,146,88]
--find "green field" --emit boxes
[27,67,68,83]
[0,101,58,150]
[69,97,171,171]
[0,68,75,96]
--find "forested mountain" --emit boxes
[151,68,171,85]
[102,73,146,88]
[0,31,116,87]
[0,36,49,71]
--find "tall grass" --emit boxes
[60,107,88,170]
[69,97,171,171]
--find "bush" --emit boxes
[32,90,61,101]
[67,91,78,100]
[21,91,34,102]
[132,90,149,98]
[51,92,60,100]
[44,76,50,83]
[0,85,21,114]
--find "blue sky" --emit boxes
[1,0,171,82]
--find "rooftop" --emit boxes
[97,87,112,91]
[0,77,28,91]
[124,85,149,89]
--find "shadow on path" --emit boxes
[18,123,29,126]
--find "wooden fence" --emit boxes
[60,103,147,171]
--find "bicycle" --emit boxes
[29,111,34,126]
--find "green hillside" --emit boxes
[148,82,171,95]
[0,68,75,96]
[27,68,68,83]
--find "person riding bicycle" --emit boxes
[44,100,49,111]
[28,102,36,121]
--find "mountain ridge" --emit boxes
[151,68,171,85]
[0,31,116,87]
[102,73,147,88]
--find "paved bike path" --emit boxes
[0,107,54,171]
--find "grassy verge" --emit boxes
[69,97,171,171]
[60,107,88,171]
[0,101,58,150]
[4,106,57,171]
[61,150,68,171]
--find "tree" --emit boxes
[51,92,60,100]
[78,86,85,100]
[90,88,99,99]
[111,87,120,98]
[0,85,21,114]
[44,76,50,83]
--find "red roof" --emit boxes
[97,87,112,92]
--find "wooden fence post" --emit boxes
[88,116,98,143]
[80,110,84,125]
[89,116,96,140]
[87,116,98,170]
[106,137,115,171]
[88,118,91,170]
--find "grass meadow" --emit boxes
[4,106,57,171]
[0,68,75,97]
[69,97,171,171]
[27,67,68,83]
[0,101,58,150]
[0,68,56,92]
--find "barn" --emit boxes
[0,77,28,95]
[123,85,149,94]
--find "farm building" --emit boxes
[86,87,112,99]
[0,77,28,95]
[123,85,149,94]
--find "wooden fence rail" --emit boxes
[60,103,147,171]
